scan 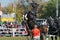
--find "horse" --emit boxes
[39,22,49,40]
[46,17,60,40]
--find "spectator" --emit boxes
[31,24,41,40]
[10,22,14,28]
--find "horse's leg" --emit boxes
[40,34,44,40]
[43,26,49,40]
[40,27,44,40]
[45,33,49,40]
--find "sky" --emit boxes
[0,0,48,7]
[0,0,14,7]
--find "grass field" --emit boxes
[0,36,31,40]
[0,36,59,40]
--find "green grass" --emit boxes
[0,36,31,40]
[0,36,59,40]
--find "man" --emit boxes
[31,24,41,40]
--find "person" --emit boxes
[31,24,41,40]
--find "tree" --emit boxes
[36,0,60,18]
[43,0,60,18]
[3,4,14,14]
[15,3,24,22]
[59,0,60,16]
[2,0,32,22]
[15,1,32,22]
[37,2,47,18]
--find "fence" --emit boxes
[0,27,28,37]
[0,27,59,40]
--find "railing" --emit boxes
[0,27,28,37]
[0,27,59,40]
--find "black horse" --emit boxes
[47,17,60,40]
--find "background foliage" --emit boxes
[2,0,60,22]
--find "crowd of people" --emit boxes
[0,21,18,28]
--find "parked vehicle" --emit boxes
[36,19,48,27]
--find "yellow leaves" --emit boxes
[15,4,24,22]
[3,4,14,14]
